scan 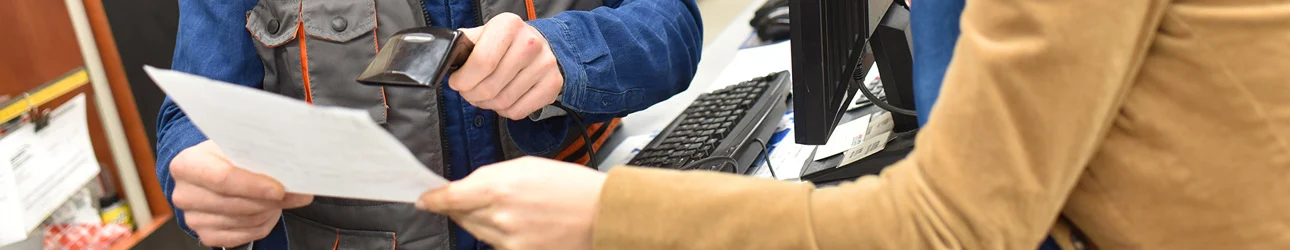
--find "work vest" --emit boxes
[243,0,604,249]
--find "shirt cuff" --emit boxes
[529,18,587,109]
[155,119,209,239]
[529,17,636,116]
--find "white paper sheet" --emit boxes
[706,41,794,92]
[0,147,26,246]
[0,94,101,245]
[145,66,446,203]
[812,112,895,163]
[813,114,871,161]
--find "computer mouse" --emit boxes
[750,0,791,42]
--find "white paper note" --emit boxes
[813,114,872,161]
[812,112,895,163]
[145,66,446,203]
[0,94,101,244]
[0,148,26,246]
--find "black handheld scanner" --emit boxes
[356,26,567,121]
[357,27,474,88]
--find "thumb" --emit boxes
[458,27,482,44]
[281,193,314,209]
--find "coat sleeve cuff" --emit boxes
[528,18,590,111]
[155,118,208,239]
[593,167,820,249]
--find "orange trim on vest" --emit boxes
[297,20,313,103]
[524,0,538,20]
[574,118,619,164]
[556,122,604,159]
[331,229,340,250]
[374,19,389,117]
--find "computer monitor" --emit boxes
[790,0,916,145]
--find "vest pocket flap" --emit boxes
[283,212,396,250]
[245,0,300,48]
[302,0,376,43]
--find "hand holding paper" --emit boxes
[168,140,312,247]
[145,66,447,203]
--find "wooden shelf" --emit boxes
[107,213,172,250]
[2,0,176,248]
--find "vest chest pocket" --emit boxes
[477,0,603,21]
[247,0,389,124]
[246,0,304,101]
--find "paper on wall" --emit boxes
[0,94,101,245]
[145,66,446,203]
[0,151,26,246]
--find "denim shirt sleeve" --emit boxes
[506,0,703,155]
[159,0,282,247]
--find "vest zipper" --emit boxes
[415,1,457,250]
[471,0,485,26]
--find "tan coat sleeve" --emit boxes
[592,0,1170,249]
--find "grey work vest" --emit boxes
[243,0,600,249]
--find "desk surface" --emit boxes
[596,0,911,175]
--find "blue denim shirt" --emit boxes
[910,0,963,127]
[156,1,701,249]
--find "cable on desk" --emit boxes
[551,103,597,167]
[751,138,777,180]
[856,80,917,116]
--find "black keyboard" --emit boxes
[628,71,791,174]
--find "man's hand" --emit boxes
[170,141,313,247]
[450,12,563,120]
[417,157,605,250]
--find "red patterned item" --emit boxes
[42,223,132,250]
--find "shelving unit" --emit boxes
[1,0,175,248]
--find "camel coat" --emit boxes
[593,0,1290,249]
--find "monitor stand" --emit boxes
[801,1,916,184]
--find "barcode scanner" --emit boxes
[357,26,567,121]
[357,27,474,88]
[356,27,597,165]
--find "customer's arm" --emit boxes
[594,0,1165,249]
[156,0,264,239]
[504,0,703,154]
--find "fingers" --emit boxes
[171,181,289,215]
[478,63,543,111]
[459,26,483,44]
[499,70,563,120]
[418,183,495,214]
[465,35,543,108]
[185,210,279,230]
[191,211,280,247]
[171,143,285,201]
[281,193,315,209]
[450,13,524,93]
